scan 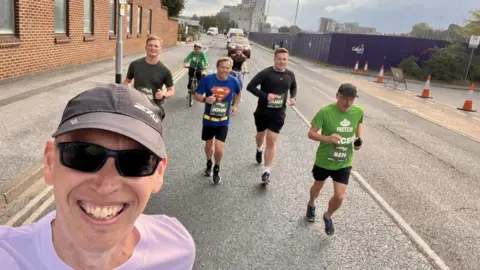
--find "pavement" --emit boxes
[1,35,479,269]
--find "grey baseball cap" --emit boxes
[338,83,359,98]
[52,83,166,158]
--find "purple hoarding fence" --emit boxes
[249,32,448,71]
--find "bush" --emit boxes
[424,44,468,82]
[398,55,429,80]
[399,56,419,75]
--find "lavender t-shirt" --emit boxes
[0,211,195,269]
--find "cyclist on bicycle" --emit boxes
[229,48,248,90]
[184,43,208,95]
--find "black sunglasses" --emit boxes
[56,142,161,177]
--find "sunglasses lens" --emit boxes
[117,151,159,177]
[60,143,106,173]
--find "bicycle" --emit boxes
[185,66,207,107]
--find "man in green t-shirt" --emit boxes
[183,43,208,95]
[305,83,364,236]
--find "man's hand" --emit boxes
[183,63,189,68]
[329,133,341,144]
[231,105,238,116]
[353,137,362,151]
[288,98,296,106]
[205,96,216,104]
[267,93,277,101]
[155,91,164,100]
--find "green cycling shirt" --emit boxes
[184,51,208,69]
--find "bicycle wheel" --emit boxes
[189,80,196,107]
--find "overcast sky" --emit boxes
[183,0,480,33]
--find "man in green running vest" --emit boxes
[305,83,364,236]
[183,43,208,94]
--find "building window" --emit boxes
[109,0,116,34]
[54,0,67,34]
[147,9,152,34]
[0,0,15,35]
[126,4,132,34]
[137,6,142,34]
[84,0,93,34]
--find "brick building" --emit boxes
[0,0,179,80]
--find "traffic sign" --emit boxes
[469,36,479,49]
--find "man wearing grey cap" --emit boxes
[305,83,364,236]
[0,84,195,269]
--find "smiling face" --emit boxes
[145,39,162,58]
[43,129,165,252]
[274,52,288,71]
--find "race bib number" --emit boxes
[210,101,228,117]
[267,93,285,108]
[328,144,349,162]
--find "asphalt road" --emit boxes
[247,38,480,270]
[4,35,479,269]
[32,36,434,269]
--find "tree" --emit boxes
[289,25,301,34]
[161,0,185,17]
[464,9,480,35]
[278,26,290,33]
[191,14,199,20]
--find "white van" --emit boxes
[207,27,218,36]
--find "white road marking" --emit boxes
[5,185,52,226]
[288,103,450,270]
[22,194,55,226]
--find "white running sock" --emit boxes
[257,147,263,152]
[263,167,271,174]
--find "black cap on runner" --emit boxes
[52,84,166,158]
[338,83,359,98]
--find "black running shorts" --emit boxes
[253,110,286,134]
[312,165,352,185]
[202,126,229,142]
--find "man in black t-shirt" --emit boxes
[123,36,174,121]
[246,48,297,185]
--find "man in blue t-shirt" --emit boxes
[195,57,241,184]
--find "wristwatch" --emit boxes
[354,137,363,147]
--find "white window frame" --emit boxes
[84,0,93,34]
[137,6,142,34]
[126,4,132,34]
[147,9,152,34]
[0,0,15,35]
[54,0,67,34]
[109,0,116,34]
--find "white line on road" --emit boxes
[351,171,450,270]
[312,86,336,102]
[5,185,52,226]
[287,104,450,270]
[22,194,55,226]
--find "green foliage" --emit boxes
[424,44,469,82]
[161,0,185,17]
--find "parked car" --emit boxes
[227,36,251,58]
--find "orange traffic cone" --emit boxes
[417,75,433,98]
[353,61,359,74]
[457,84,477,112]
[375,65,384,83]
[363,61,368,75]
